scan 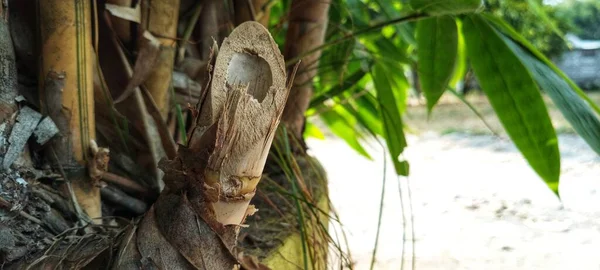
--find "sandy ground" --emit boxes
[308,132,600,270]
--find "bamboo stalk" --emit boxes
[233,0,271,27]
[38,0,99,219]
[281,0,330,141]
[141,0,180,119]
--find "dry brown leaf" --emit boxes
[105,2,141,23]
[114,31,161,104]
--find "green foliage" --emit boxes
[416,16,458,112]
[485,0,568,57]
[297,0,600,193]
[492,21,600,157]
[555,0,600,40]
[463,15,560,191]
[373,63,409,175]
[320,107,372,160]
[409,0,483,15]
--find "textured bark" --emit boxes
[281,0,330,141]
[38,0,99,219]
[0,0,18,170]
[113,21,288,269]
[0,1,17,124]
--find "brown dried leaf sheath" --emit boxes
[114,21,287,269]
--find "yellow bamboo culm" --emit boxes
[39,0,99,219]
[142,0,180,119]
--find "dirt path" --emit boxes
[308,133,600,270]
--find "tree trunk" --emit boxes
[233,0,271,27]
[0,0,18,165]
[281,0,330,142]
[0,2,17,125]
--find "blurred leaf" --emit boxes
[319,40,355,88]
[310,69,367,108]
[320,106,372,159]
[449,19,467,87]
[304,120,326,140]
[482,13,600,116]
[374,37,410,64]
[409,0,483,15]
[346,0,373,29]
[524,0,563,37]
[501,35,600,156]
[351,93,383,136]
[463,15,560,190]
[373,0,417,46]
[372,64,408,176]
[417,16,458,112]
[370,60,410,115]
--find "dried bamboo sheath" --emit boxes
[114,21,288,269]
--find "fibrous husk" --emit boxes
[113,21,287,270]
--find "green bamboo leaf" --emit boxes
[372,0,418,46]
[524,0,563,37]
[351,93,384,136]
[481,13,600,116]
[375,63,410,115]
[417,16,458,112]
[372,63,409,176]
[463,15,560,190]
[320,107,372,159]
[449,19,467,87]
[310,69,367,108]
[501,35,600,156]
[410,0,483,15]
[304,120,326,140]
